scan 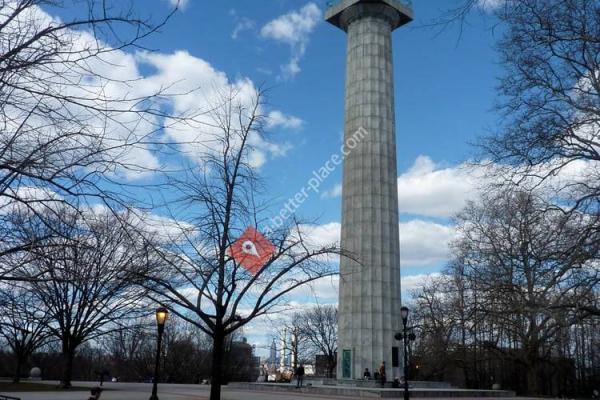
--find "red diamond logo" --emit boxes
[229,227,275,275]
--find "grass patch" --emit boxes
[0,382,88,392]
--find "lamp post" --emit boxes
[149,307,169,400]
[400,306,409,400]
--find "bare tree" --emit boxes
[0,0,178,276]
[438,1,600,218]
[0,285,52,382]
[15,207,153,388]
[410,275,459,382]
[271,316,312,372]
[143,88,350,400]
[436,0,600,218]
[450,187,599,394]
[296,305,337,378]
[480,0,600,207]
[102,319,155,382]
[409,187,600,395]
[161,316,212,384]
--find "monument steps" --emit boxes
[228,382,516,398]
[334,379,453,389]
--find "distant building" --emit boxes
[280,330,286,369]
[268,338,279,369]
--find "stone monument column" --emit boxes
[325,0,412,380]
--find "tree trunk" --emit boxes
[526,363,538,395]
[327,364,334,379]
[525,352,538,395]
[327,354,335,379]
[13,355,22,383]
[210,332,225,400]
[61,349,75,389]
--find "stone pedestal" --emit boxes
[29,366,42,380]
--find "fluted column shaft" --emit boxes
[337,2,402,380]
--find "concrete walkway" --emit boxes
[0,381,544,400]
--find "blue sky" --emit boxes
[143,0,501,271]
[45,0,504,353]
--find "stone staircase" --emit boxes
[228,382,516,398]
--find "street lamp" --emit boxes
[400,306,409,400]
[149,307,169,400]
[400,306,409,321]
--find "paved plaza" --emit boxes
[0,381,545,400]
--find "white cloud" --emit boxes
[166,0,189,10]
[311,155,486,217]
[401,273,444,296]
[477,0,505,11]
[248,151,267,169]
[0,186,64,217]
[314,156,483,214]
[136,50,291,169]
[302,155,486,218]
[287,275,339,302]
[294,222,342,249]
[397,155,484,218]
[286,272,445,303]
[256,67,273,76]
[76,204,197,245]
[320,183,342,199]
[295,219,453,268]
[232,17,256,39]
[400,220,454,266]
[0,4,164,182]
[397,155,597,219]
[260,3,321,79]
[22,5,297,177]
[508,158,597,201]
[126,210,196,242]
[266,110,304,130]
[260,3,321,45]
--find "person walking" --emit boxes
[295,364,305,388]
[378,361,387,388]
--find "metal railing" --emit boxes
[326,0,413,9]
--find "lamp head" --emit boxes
[400,306,409,321]
[155,307,169,327]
